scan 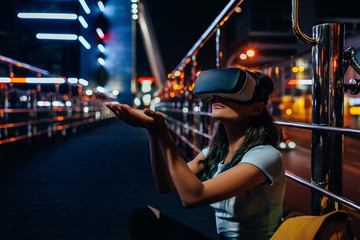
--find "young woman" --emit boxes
[106,68,285,240]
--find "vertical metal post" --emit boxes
[311,23,344,215]
[215,26,221,69]
[131,17,138,96]
[0,85,8,139]
[292,0,345,215]
[30,89,37,136]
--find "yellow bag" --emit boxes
[271,210,354,240]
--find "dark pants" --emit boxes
[128,207,215,240]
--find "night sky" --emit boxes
[138,0,229,76]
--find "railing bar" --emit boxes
[0,54,56,77]
[286,172,360,212]
[275,120,360,136]
[157,107,212,116]
[166,126,360,212]
[172,0,244,73]
[166,115,212,139]
[167,125,201,153]
[157,107,360,136]
[0,116,114,145]
[0,106,105,113]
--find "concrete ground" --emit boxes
[0,119,217,240]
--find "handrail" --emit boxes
[155,0,360,216]
[168,125,201,153]
[165,120,360,212]
[171,0,244,75]
[158,106,360,137]
[286,172,360,212]
[0,54,62,78]
[291,0,317,46]
[165,115,212,139]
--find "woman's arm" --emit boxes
[107,103,267,208]
[153,127,268,208]
[106,103,204,193]
[148,130,176,193]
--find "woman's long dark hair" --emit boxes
[199,70,282,181]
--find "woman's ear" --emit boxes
[251,102,265,116]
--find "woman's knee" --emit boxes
[128,206,160,224]
[147,206,160,219]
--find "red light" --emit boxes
[138,77,155,83]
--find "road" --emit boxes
[280,127,360,237]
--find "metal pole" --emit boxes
[311,23,344,215]
[216,26,221,69]
[292,0,345,215]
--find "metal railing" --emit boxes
[153,0,360,215]
[0,55,115,147]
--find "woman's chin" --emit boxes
[211,112,223,120]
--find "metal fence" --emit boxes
[0,55,114,147]
[153,0,360,215]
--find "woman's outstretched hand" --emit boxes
[106,103,166,132]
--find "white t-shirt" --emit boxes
[202,145,285,240]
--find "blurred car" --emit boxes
[279,134,296,151]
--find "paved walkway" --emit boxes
[0,119,217,240]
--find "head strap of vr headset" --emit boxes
[253,84,270,105]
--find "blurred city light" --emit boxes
[18,13,78,20]
[350,106,360,115]
[279,142,287,149]
[246,50,255,57]
[79,0,91,14]
[288,79,312,85]
[52,101,65,107]
[134,97,141,106]
[240,53,247,60]
[292,66,299,73]
[112,90,119,96]
[79,78,89,86]
[78,36,91,49]
[97,44,105,53]
[0,78,11,83]
[37,101,51,107]
[26,77,65,84]
[85,89,93,95]
[235,7,242,13]
[96,86,105,92]
[141,80,152,93]
[97,57,105,65]
[154,97,161,104]
[131,8,138,14]
[36,33,78,40]
[78,15,88,28]
[193,106,200,112]
[132,14,138,20]
[97,1,105,12]
[182,107,189,114]
[96,28,105,39]
[142,94,151,105]
[67,78,78,84]
[288,141,296,149]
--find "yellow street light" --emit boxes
[240,53,247,60]
[292,66,299,73]
[246,50,255,57]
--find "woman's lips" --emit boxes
[213,103,225,109]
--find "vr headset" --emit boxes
[193,68,269,104]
